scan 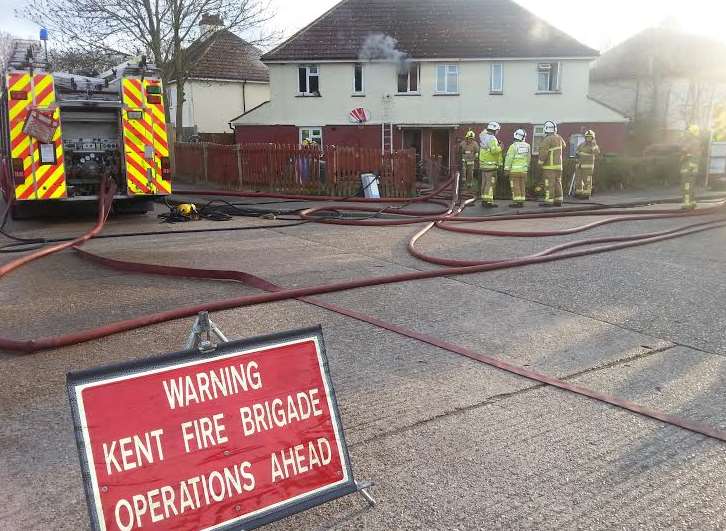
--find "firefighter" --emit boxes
[680,125,701,210]
[478,121,503,207]
[504,128,530,207]
[575,129,600,199]
[459,130,480,194]
[537,121,566,207]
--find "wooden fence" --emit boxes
[174,142,417,197]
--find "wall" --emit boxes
[235,121,627,154]
[168,79,270,133]
[233,59,627,127]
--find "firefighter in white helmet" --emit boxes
[574,129,600,199]
[504,128,531,207]
[459,130,480,194]
[537,120,566,206]
[478,121,503,207]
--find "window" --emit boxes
[569,133,585,158]
[397,63,419,93]
[353,63,364,94]
[299,127,322,145]
[537,62,561,92]
[490,64,503,94]
[532,125,546,154]
[298,65,320,95]
[435,64,459,94]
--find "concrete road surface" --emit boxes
[1,191,726,530]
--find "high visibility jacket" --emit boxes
[504,141,531,173]
[576,141,600,170]
[479,134,502,170]
[460,139,480,164]
[538,134,566,170]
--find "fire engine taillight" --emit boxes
[147,95,161,104]
[11,158,24,184]
[161,157,171,179]
[10,90,28,100]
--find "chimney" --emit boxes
[199,13,223,39]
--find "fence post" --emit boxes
[236,144,243,189]
[202,143,209,183]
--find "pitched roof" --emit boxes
[262,0,597,61]
[591,28,726,82]
[181,30,269,82]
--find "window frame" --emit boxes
[352,63,365,95]
[537,62,561,93]
[396,62,420,94]
[490,63,503,94]
[299,126,323,145]
[298,64,320,96]
[532,125,546,155]
[434,64,459,94]
[569,133,586,158]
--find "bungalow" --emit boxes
[230,0,628,171]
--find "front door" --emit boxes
[430,129,450,178]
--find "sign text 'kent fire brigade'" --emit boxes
[67,326,357,531]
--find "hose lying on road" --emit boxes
[3,184,726,445]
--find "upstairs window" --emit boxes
[490,63,503,94]
[537,62,561,92]
[353,63,364,94]
[298,65,320,95]
[397,63,419,93]
[435,64,459,94]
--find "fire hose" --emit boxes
[2,180,726,444]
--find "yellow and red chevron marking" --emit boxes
[121,78,171,195]
[7,72,67,200]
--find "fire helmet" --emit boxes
[486,121,501,133]
[584,129,596,139]
[514,129,527,141]
[544,121,558,134]
[465,130,476,139]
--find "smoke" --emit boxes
[358,33,410,73]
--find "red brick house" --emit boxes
[230,0,628,171]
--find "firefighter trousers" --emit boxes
[510,172,527,204]
[543,169,563,205]
[575,167,594,198]
[461,161,476,192]
[481,169,498,204]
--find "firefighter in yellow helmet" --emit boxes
[575,129,600,199]
[680,125,701,210]
[537,121,566,206]
[459,130,480,194]
[504,128,530,207]
[478,121,503,207]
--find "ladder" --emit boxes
[381,123,393,153]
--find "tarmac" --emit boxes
[1,189,726,530]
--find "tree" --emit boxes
[19,0,275,132]
[48,47,126,76]
[0,31,16,71]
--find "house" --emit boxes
[590,27,726,150]
[168,14,270,140]
[230,0,628,171]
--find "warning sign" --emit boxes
[23,107,59,144]
[67,326,357,530]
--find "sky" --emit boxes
[2,0,726,52]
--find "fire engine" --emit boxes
[0,39,172,216]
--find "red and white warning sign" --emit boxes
[67,326,357,530]
[23,107,59,144]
